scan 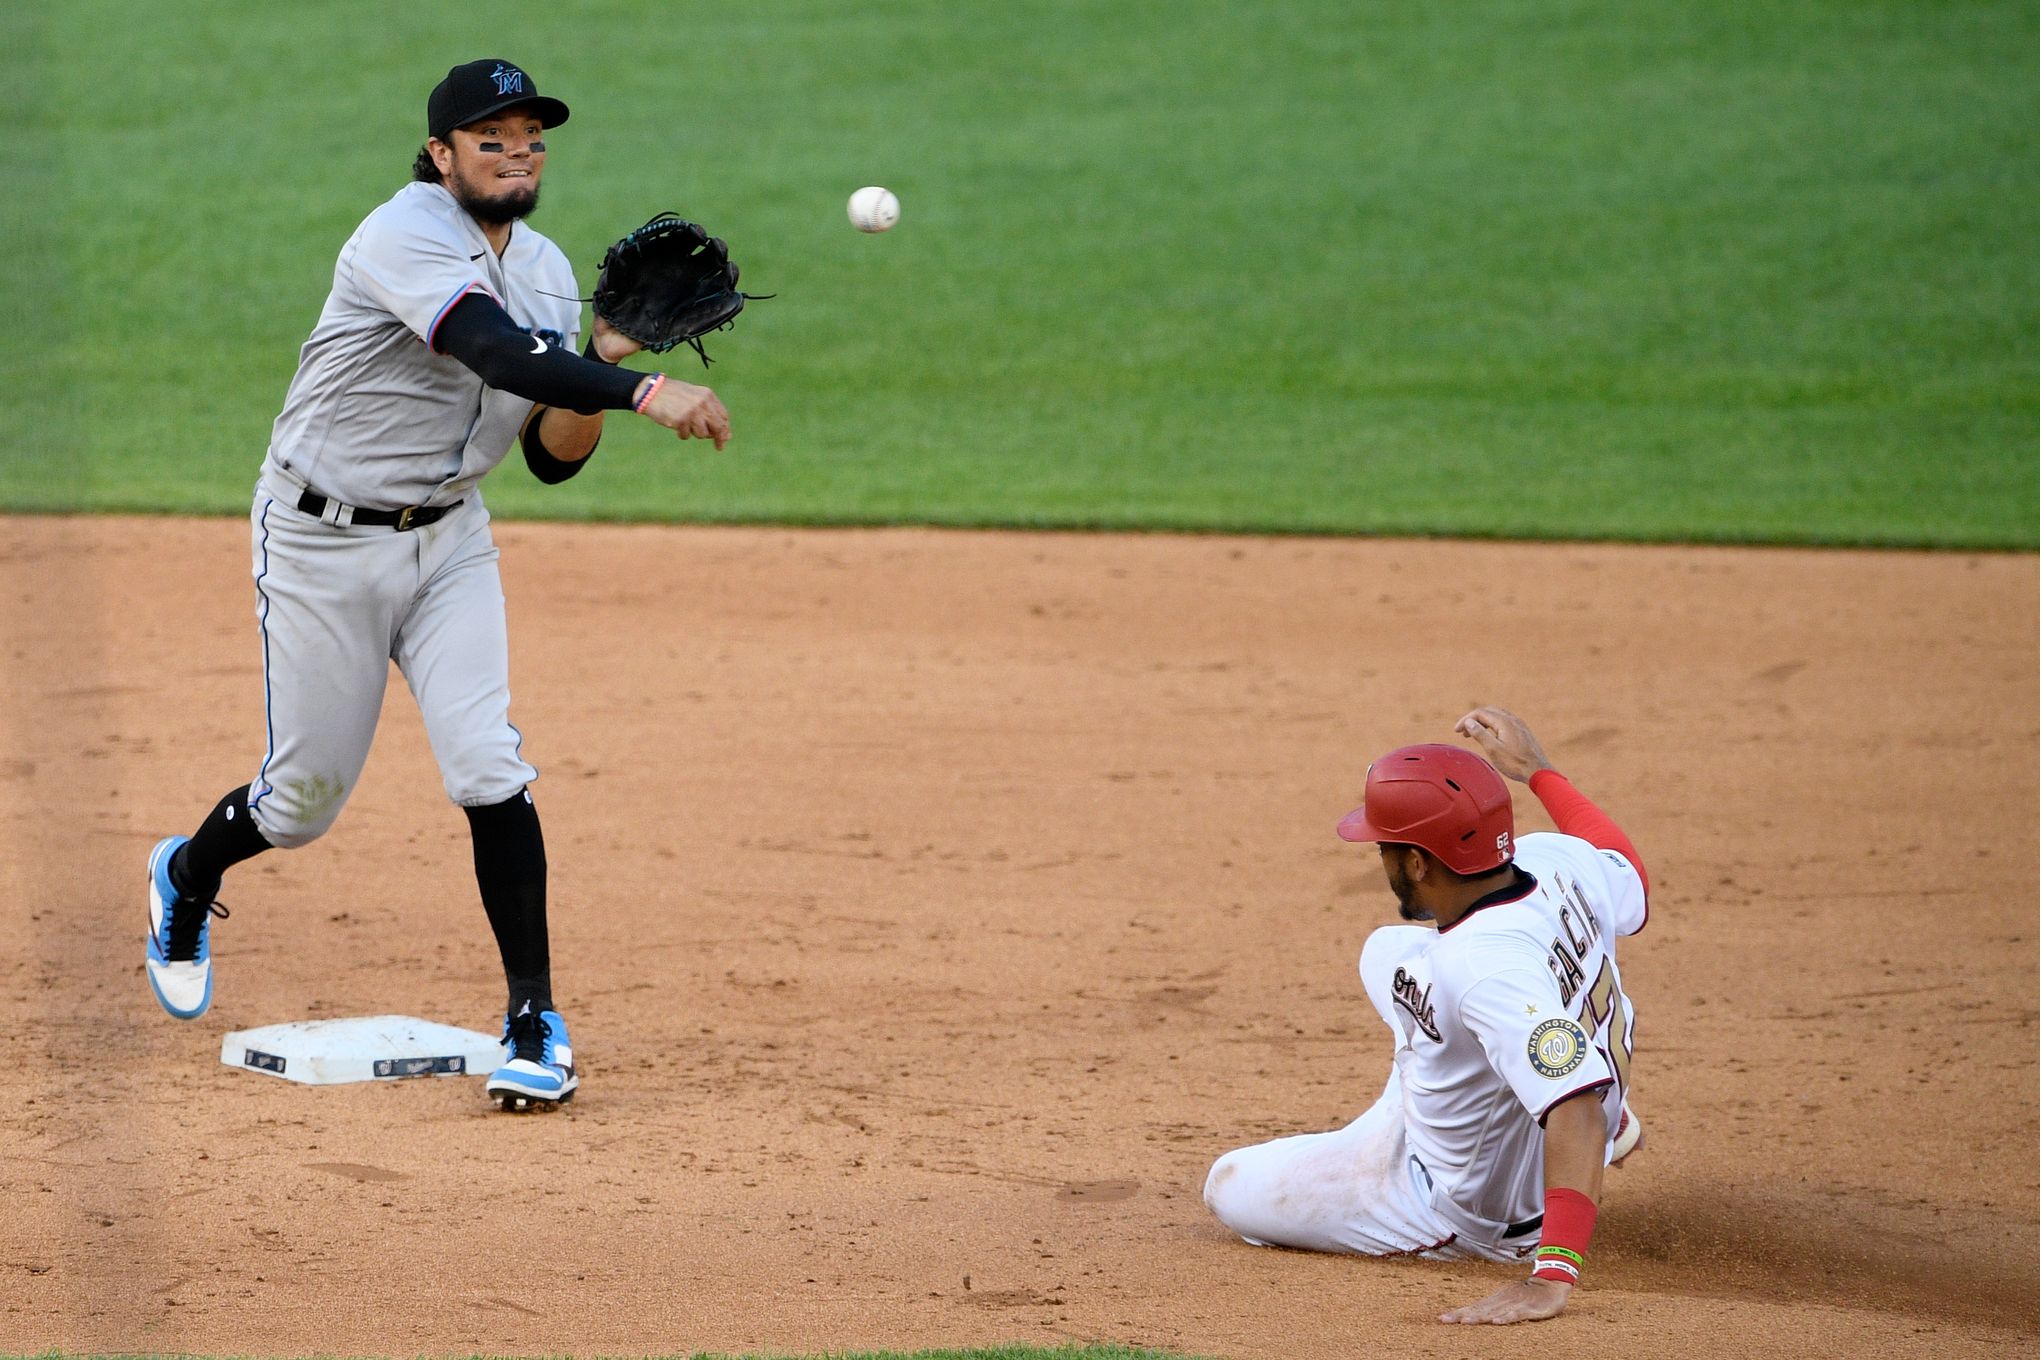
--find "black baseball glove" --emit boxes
[592,213,766,366]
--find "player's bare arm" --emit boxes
[557,319,729,450]
[636,374,731,449]
[519,404,598,467]
[552,316,730,453]
[530,375,731,455]
[437,296,730,462]
[1454,706,1556,783]
[1439,1090,1608,1326]
[522,315,736,465]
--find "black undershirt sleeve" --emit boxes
[521,409,596,484]
[434,292,644,413]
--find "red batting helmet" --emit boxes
[1336,743,1514,874]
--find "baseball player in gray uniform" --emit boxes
[144,59,730,1110]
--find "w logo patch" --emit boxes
[491,63,526,95]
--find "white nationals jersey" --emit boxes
[261,181,583,510]
[1381,832,1646,1237]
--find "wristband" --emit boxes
[583,337,617,365]
[632,373,667,414]
[1529,1187,1597,1285]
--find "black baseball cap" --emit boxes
[427,59,570,142]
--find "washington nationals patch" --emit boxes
[1528,1018,1590,1078]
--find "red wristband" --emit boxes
[1530,1187,1597,1285]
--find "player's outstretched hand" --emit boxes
[639,376,731,450]
[1454,706,1555,784]
[1439,1277,1571,1325]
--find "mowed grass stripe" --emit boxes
[0,1348,1209,1359]
[2,1,2034,545]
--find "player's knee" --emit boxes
[247,779,348,848]
[1203,1149,1254,1232]
[248,806,331,850]
[1203,1148,1300,1249]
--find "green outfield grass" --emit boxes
[4,0,2036,546]
[0,1347,1217,1359]
[685,1350,1206,1360]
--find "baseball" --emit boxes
[847,185,900,233]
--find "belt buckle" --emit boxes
[396,505,417,531]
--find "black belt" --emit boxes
[296,490,461,531]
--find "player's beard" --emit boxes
[1385,858,1432,922]
[447,164,540,226]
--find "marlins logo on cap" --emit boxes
[428,58,571,142]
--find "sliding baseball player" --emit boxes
[1205,706,1648,1325]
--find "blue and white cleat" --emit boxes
[145,835,227,1020]
[487,1005,580,1111]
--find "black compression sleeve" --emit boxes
[575,336,615,413]
[435,292,645,412]
[521,410,595,484]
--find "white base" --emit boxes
[221,1015,503,1086]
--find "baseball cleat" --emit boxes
[486,1004,579,1111]
[1610,1099,1645,1167]
[145,835,229,1020]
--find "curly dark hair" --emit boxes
[411,144,442,184]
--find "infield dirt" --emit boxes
[6,515,2036,1358]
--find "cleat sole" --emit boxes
[488,1084,576,1113]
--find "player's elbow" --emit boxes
[521,419,593,484]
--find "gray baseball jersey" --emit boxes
[243,181,579,845]
[261,180,582,510]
